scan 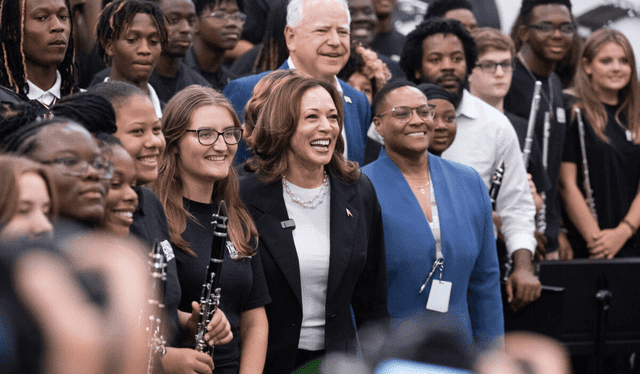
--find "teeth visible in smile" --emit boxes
[139,156,157,164]
[205,155,225,161]
[310,140,330,149]
[115,211,133,218]
[407,132,425,136]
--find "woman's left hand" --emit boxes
[587,226,631,259]
[204,305,233,346]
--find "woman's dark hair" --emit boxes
[87,80,149,112]
[96,0,168,65]
[245,74,360,184]
[399,18,477,84]
[0,0,76,98]
[50,92,117,135]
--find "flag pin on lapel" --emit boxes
[345,96,352,104]
[346,208,352,217]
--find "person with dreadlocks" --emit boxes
[94,0,167,118]
[0,0,76,107]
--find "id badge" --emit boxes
[426,280,452,313]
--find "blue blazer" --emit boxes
[223,61,371,165]
[362,150,504,348]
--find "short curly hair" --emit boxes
[399,18,477,84]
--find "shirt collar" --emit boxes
[456,89,479,120]
[26,70,62,106]
[286,56,343,95]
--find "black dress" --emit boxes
[562,104,640,257]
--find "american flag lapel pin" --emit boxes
[346,208,352,217]
[345,96,352,104]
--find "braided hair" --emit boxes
[96,0,168,66]
[0,0,76,98]
[51,92,117,135]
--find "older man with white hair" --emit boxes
[224,0,372,166]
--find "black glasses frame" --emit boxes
[185,128,244,146]
[527,22,576,36]
[475,59,516,74]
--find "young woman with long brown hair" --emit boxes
[559,28,640,259]
[152,85,270,374]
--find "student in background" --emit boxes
[0,0,76,106]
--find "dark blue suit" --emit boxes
[223,61,371,165]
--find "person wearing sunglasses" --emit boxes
[363,80,503,350]
[152,85,270,374]
[183,0,246,91]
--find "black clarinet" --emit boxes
[195,200,228,356]
[147,241,167,374]
[489,161,505,211]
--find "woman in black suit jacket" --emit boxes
[240,73,390,373]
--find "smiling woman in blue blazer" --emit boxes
[240,73,390,374]
[362,81,503,350]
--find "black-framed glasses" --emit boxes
[475,59,515,74]
[40,156,114,179]
[376,105,436,123]
[185,128,243,146]
[206,11,247,23]
[527,22,576,36]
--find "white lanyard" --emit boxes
[419,168,444,293]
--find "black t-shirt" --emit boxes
[175,198,271,373]
[562,104,640,257]
[183,49,237,91]
[504,59,567,251]
[130,186,182,346]
[148,64,211,103]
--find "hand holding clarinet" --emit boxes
[167,202,233,374]
[195,200,232,355]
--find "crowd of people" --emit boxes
[0,0,638,373]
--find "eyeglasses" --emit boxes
[376,105,436,123]
[40,156,114,179]
[475,59,515,74]
[185,128,243,146]
[527,22,576,37]
[206,11,247,23]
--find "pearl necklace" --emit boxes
[282,171,329,209]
